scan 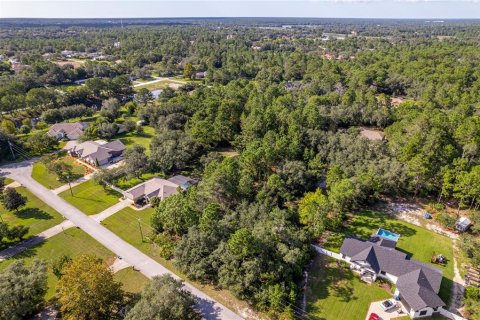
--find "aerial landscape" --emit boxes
[0,1,479,320]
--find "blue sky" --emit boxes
[1,0,479,19]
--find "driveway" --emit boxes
[365,300,409,320]
[1,160,242,320]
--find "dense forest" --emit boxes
[1,18,480,319]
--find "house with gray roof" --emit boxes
[124,175,194,205]
[340,235,445,318]
[68,140,125,166]
[47,122,89,140]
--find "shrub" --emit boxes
[435,211,457,229]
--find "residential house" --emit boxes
[124,175,194,205]
[47,122,89,140]
[68,140,125,166]
[340,235,445,319]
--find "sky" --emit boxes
[0,0,479,19]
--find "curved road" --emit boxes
[0,160,242,320]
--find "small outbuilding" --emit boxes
[455,217,472,233]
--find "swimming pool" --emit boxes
[376,228,400,242]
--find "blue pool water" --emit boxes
[376,228,400,241]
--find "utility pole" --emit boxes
[7,140,15,160]
[137,217,144,242]
[67,175,73,196]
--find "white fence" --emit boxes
[311,244,344,261]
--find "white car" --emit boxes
[380,299,397,311]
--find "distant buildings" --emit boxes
[47,122,89,140]
[68,140,125,166]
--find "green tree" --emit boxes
[125,275,201,320]
[183,63,195,80]
[56,255,124,320]
[1,187,27,212]
[0,260,47,320]
[122,144,148,179]
[298,189,336,237]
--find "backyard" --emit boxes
[32,156,87,189]
[0,186,64,244]
[305,210,455,320]
[117,124,155,154]
[59,180,121,215]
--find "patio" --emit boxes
[365,299,409,320]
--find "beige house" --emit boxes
[47,122,89,140]
[68,140,125,166]
[124,175,194,205]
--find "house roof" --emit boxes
[69,140,125,164]
[456,217,472,227]
[48,122,89,139]
[125,175,193,201]
[340,236,445,311]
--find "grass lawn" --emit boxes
[4,177,14,185]
[118,125,155,155]
[115,172,165,190]
[59,180,121,215]
[0,187,64,246]
[134,79,186,92]
[306,255,392,320]
[0,228,115,299]
[114,268,150,293]
[32,157,86,189]
[322,210,454,304]
[102,207,260,317]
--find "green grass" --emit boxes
[134,79,186,92]
[32,157,86,189]
[114,268,150,293]
[0,228,115,299]
[115,172,165,190]
[0,187,64,244]
[118,125,155,155]
[307,256,391,320]
[3,178,14,185]
[322,210,454,304]
[59,180,121,215]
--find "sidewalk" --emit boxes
[91,199,130,222]
[0,220,75,261]
[52,172,95,194]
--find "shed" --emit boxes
[455,217,472,232]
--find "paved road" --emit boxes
[0,160,242,320]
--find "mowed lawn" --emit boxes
[306,256,391,320]
[322,210,454,303]
[32,157,86,189]
[114,268,150,293]
[0,228,115,299]
[118,125,155,154]
[0,186,64,242]
[59,180,121,215]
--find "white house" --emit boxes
[340,235,445,319]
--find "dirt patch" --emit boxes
[53,60,84,69]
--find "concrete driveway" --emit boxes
[365,299,409,320]
[0,160,243,320]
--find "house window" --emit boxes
[419,310,428,316]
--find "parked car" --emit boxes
[381,298,397,311]
[368,313,380,320]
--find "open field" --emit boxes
[59,180,121,215]
[306,255,391,320]
[32,157,87,189]
[102,207,260,317]
[322,210,454,303]
[114,268,150,293]
[115,172,164,190]
[134,79,186,91]
[0,228,115,299]
[118,125,155,154]
[52,59,85,69]
[0,186,64,242]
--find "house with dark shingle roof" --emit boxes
[339,235,445,318]
[68,140,125,166]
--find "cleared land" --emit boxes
[114,268,150,293]
[321,210,454,304]
[0,186,64,243]
[118,125,155,154]
[306,255,391,320]
[133,79,185,91]
[32,157,86,189]
[59,180,121,215]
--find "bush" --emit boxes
[435,211,457,229]
[19,125,31,134]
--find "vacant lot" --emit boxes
[118,125,155,154]
[0,228,114,299]
[114,268,150,293]
[32,157,86,189]
[0,186,64,245]
[322,210,454,303]
[306,255,391,320]
[59,180,121,215]
[134,79,186,91]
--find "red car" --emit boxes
[368,313,380,320]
